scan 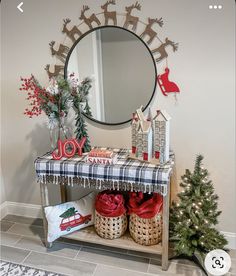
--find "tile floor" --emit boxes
[0,215,235,276]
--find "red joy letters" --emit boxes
[52,137,86,160]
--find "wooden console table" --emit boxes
[35,148,174,271]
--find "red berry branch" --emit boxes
[19,75,70,120]
[19,75,53,118]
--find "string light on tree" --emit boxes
[170,155,227,259]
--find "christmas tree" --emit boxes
[74,98,91,153]
[60,207,77,218]
[170,155,227,259]
[84,99,92,118]
[78,77,92,115]
[71,77,92,153]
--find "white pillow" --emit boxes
[45,192,95,243]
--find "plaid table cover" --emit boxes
[35,148,174,195]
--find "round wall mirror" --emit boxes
[65,26,157,125]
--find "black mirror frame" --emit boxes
[64,25,157,126]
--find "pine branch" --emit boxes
[194,154,204,174]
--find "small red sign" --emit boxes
[52,137,86,160]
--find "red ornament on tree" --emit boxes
[157,67,180,96]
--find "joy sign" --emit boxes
[52,137,86,160]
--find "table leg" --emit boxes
[161,178,170,270]
[60,185,67,203]
[40,181,52,248]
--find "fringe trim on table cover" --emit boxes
[38,175,168,196]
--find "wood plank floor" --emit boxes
[1,215,235,276]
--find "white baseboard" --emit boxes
[0,201,8,220]
[0,201,235,250]
[0,201,42,220]
[221,231,236,250]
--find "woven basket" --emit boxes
[95,210,128,239]
[129,212,162,245]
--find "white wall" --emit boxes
[1,0,235,235]
[0,168,6,205]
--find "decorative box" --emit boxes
[86,149,118,165]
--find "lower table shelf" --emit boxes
[63,226,162,255]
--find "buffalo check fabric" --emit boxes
[35,148,174,195]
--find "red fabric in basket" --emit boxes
[127,192,163,219]
[95,191,126,217]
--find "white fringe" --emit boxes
[38,175,168,196]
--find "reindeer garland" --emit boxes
[101,0,117,25]
[123,2,141,31]
[49,41,70,63]
[62,19,83,43]
[151,38,178,63]
[140,17,164,44]
[79,5,101,30]
[45,64,64,79]
[45,0,179,95]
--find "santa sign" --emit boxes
[86,149,118,165]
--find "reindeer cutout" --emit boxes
[45,64,64,79]
[79,5,101,29]
[49,41,70,63]
[140,17,164,45]
[123,2,141,31]
[101,0,117,25]
[152,38,178,63]
[62,19,82,43]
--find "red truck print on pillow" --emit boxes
[59,207,92,231]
